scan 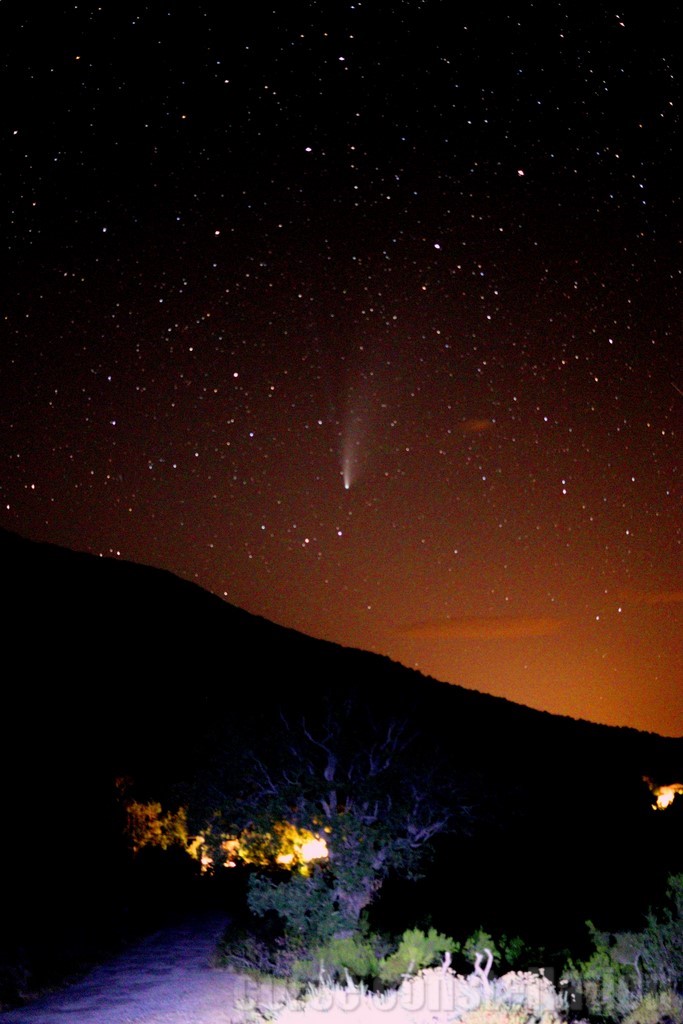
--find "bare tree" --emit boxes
[241,696,471,937]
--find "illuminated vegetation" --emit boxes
[643,775,683,810]
[121,791,328,876]
[214,822,328,871]
[124,800,191,855]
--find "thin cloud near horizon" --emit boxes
[461,418,495,434]
[396,615,567,641]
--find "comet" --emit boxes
[341,417,361,490]
[341,375,373,490]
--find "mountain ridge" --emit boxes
[2,526,679,748]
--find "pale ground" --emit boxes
[0,913,286,1024]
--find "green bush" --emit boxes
[640,874,683,993]
[457,928,529,973]
[496,934,527,971]
[563,875,683,1021]
[563,926,642,1021]
[461,928,500,965]
[292,934,381,985]
[247,868,341,945]
[378,926,456,984]
[622,989,683,1024]
[217,921,302,980]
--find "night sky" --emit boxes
[2,4,681,736]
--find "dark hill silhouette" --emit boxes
[1,527,681,968]
[3,527,680,772]
[2,525,680,807]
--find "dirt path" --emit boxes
[0,913,284,1024]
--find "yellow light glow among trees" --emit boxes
[300,836,329,862]
[124,800,190,854]
[121,795,329,874]
[643,776,683,810]
[230,822,328,870]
